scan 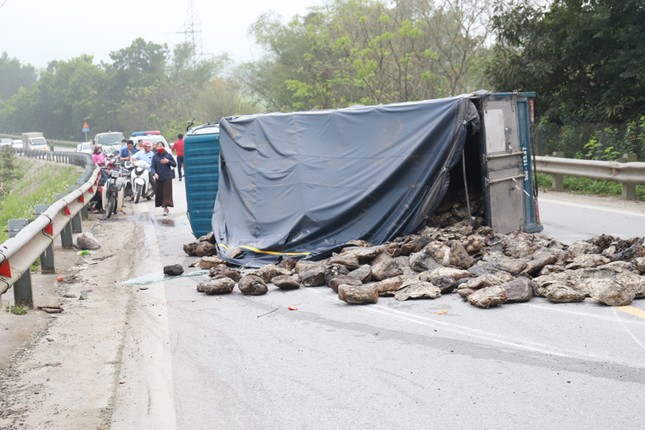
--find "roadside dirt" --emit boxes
[0,209,144,429]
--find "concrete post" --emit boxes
[551,151,565,191]
[34,204,55,274]
[8,219,33,308]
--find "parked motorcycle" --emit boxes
[130,159,154,203]
[101,168,128,219]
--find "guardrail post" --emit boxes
[34,204,56,274]
[56,193,74,249]
[551,151,565,190]
[622,184,636,200]
[68,186,83,233]
[8,219,33,308]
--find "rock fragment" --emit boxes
[338,284,378,304]
[198,278,236,295]
[238,275,268,295]
[467,286,507,308]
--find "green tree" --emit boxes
[0,52,37,100]
[243,0,493,111]
[489,0,645,124]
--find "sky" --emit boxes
[0,0,323,69]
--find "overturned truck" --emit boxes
[208,91,541,267]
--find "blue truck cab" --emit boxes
[183,123,220,238]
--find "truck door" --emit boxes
[481,95,527,234]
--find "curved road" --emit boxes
[112,185,645,429]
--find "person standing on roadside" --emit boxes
[92,144,105,166]
[120,139,138,162]
[171,133,185,181]
[150,142,176,216]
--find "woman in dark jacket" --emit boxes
[150,142,177,215]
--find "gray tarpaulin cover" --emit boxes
[213,95,480,266]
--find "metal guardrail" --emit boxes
[534,155,645,200]
[0,149,100,299]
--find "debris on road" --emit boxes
[163,264,184,276]
[76,232,100,250]
[188,209,645,309]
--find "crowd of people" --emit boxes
[89,134,184,217]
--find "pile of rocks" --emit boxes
[184,218,645,309]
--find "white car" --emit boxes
[12,139,22,149]
[130,131,171,152]
[0,138,13,147]
[76,141,93,153]
[94,131,125,154]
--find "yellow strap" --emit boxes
[217,243,310,257]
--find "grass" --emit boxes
[0,158,82,242]
[5,304,28,315]
[536,173,645,201]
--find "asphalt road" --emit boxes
[121,185,645,429]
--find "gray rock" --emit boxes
[409,247,442,273]
[567,240,601,256]
[253,264,293,283]
[198,256,227,269]
[448,240,475,269]
[199,278,236,295]
[183,242,198,256]
[328,275,362,293]
[501,277,534,303]
[467,286,507,308]
[195,241,217,257]
[163,264,184,276]
[395,282,441,301]
[425,242,452,266]
[565,254,611,270]
[371,253,403,281]
[209,265,242,282]
[238,275,268,295]
[337,245,384,264]
[587,278,636,306]
[272,275,301,290]
[327,254,360,270]
[522,252,559,276]
[298,264,327,287]
[373,275,406,296]
[543,283,586,303]
[325,264,350,283]
[633,257,645,274]
[349,264,372,282]
[76,232,100,250]
[338,284,378,304]
[418,267,471,283]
